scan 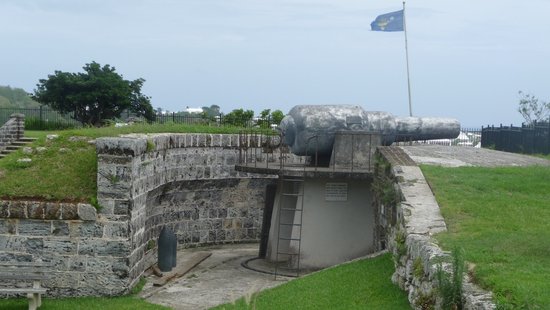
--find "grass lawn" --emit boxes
[0,295,168,310]
[212,253,411,310]
[0,278,168,310]
[422,165,550,309]
[0,123,266,202]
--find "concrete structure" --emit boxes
[266,178,375,269]
[237,105,461,273]
[237,130,381,273]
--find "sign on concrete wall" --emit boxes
[325,182,348,202]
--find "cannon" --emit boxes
[279,105,460,157]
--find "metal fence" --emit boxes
[394,128,482,147]
[0,106,81,129]
[481,122,550,155]
[0,107,275,130]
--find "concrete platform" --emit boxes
[400,145,550,167]
[141,243,291,310]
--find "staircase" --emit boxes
[0,137,37,159]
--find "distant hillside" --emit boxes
[0,85,41,108]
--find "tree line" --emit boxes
[31,61,284,127]
[30,61,550,128]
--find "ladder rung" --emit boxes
[282,179,304,182]
[282,193,303,197]
[279,237,301,241]
[281,208,303,211]
[279,223,301,226]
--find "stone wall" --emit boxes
[0,133,278,297]
[0,113,24,149]
[0,201,131,296]
[376,149,496,309]
[95,133,277,295]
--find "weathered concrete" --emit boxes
[266,177,376,270]
[142,243,289,310]
[401,145,550,167]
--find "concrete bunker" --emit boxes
[236,104,459,276]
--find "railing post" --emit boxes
[39,105,43,126]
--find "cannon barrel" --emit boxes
[280,105,460,156]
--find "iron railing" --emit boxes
[0,107,278,130]
[481,122,550,155]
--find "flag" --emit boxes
[371,10,404,32]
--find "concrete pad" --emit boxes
[141,243,289,310]
[400,145,550,167]
[152,251,212,287]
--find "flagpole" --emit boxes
[403,1,413,116]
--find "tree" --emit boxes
[33,62,155,126]
[270,109,284,125]
[257,109,285,128]
[518,91,550,125]
[201,105,221,120]
[222,108,254,127]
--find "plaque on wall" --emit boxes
[325,182,348,202]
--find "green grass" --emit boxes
[0,295,168,310]
[212,253,411,310]
[0,278,168,310]
[0,123,270,202]
[421,165,550,309]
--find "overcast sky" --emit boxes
[1,0,549,127]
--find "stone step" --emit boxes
[5,145,21,151]
[12,141,31,146]
[0,136,37,160]
[18,137,37,143]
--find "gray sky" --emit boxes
[1,0,549,127]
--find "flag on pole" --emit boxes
[370,10,404,32]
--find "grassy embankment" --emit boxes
[0,123,256,202]
[422,164,550,309]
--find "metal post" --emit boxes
[403,1,413,117]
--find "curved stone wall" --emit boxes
[96,133,277,295]
[0,133,278,297]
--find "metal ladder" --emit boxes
[274,175,305,278]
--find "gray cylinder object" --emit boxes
[279,104,460,156]
[158,226,174,272]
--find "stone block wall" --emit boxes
[375,149,496,309]
[0,133,280,297]
[96,133,277,294]
[0,201,131,296]
[0,113,24,149]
